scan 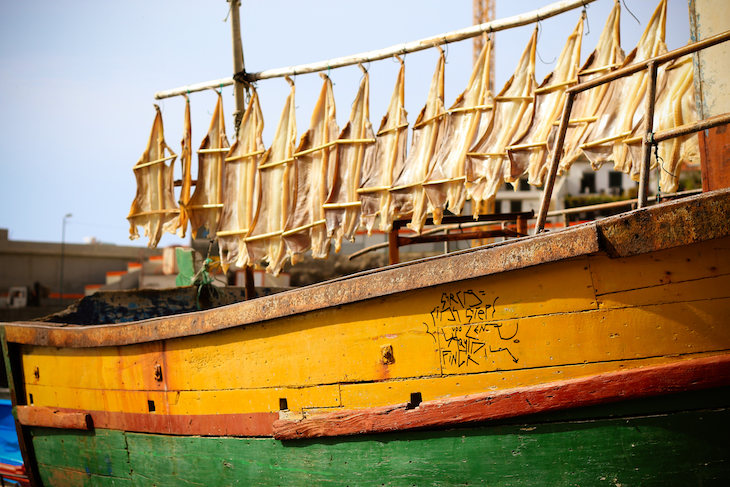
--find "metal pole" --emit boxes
[638,61,658,208]
[59,213,72,304]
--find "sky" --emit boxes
[0,0,691,248]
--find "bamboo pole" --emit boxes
[154,0,598,99]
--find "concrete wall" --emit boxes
[0,228,162,296]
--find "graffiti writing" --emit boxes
[424,289,520,369]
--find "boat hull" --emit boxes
[29,387,730,486]
[3,189,730,485]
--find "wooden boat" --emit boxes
[4,2,730,485]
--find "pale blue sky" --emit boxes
[0,0,690,247]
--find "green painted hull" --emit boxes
[30,391,730,486]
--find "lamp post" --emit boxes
[59,213,72,304]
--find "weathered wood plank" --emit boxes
[37,465,134,487]
[337,352,724,410]
[28,403,730,485]
[273,353,730,439]
[30,428,131,480]
[23,384,340,416]
[596,187,730,257]
[589,235,730,296]
[597,272,730,309]
[17,406,92,430]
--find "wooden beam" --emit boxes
[16,406,92,430]
[273,353,730,440]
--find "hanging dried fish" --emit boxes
[389,48,446,234]
[127,106,180,248]
[325,65,377,252]
[424,37,493,223]
[246,77,297,277]
[218,89,265,271]
[359,57,408,234]
[580,0,667,172]
[624,54,699,192]
[283,73,339,263]
[551,0,624,173]
[186,93,230,239]
[508,15,583,186]
[465,29,537,215]
[178,94,194,238]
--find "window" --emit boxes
[609,171,623,195]
[510,199,523,213]
[580,172,596,194]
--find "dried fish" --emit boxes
[186,93,230,239]
[359,57,408,234]
[465,29,537,215]
[625,54,699,192]
[246,77,297,276]
[552,0,624,173]
[178,95,193,238]
[425,37,493,223]
[509,15,583,186]
[127,106,180,248]
[389,48,446,234]
[218,89,265,270]
[325,65,377,252]
[581,0,667,172]
[283,74,339,263]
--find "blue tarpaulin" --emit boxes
[0,400,23,466]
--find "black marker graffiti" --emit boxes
[430,289,519,368]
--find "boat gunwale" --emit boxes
[2,188,729,349]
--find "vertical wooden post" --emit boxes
[536,92,574,233]
[229,0,256,297]
[229,0,246,130]
[699,127,730,191]
[388,230,399,265]
[638,61,658,208]
[244,266,255,300]
[516,215,527,236]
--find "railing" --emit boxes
[535,29,730,234]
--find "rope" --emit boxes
[623,0,641,26]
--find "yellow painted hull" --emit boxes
[16,235,730,421]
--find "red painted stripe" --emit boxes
[273,353,730,440]
[36,409,278,437]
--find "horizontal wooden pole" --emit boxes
[567,29,730,96]
[154,0,597,99]
[546,189,702,218]
[651,112,730,144]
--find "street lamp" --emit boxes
[59,213,72,304]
